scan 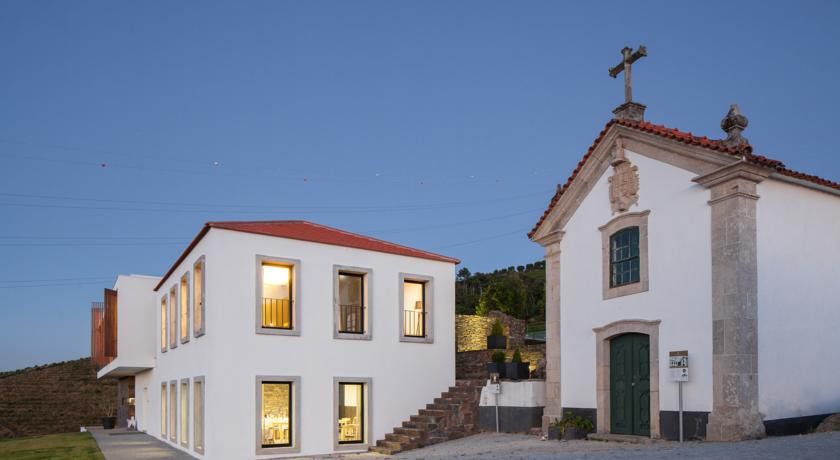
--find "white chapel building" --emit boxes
[529,92,840,441]
[95,220,458,458]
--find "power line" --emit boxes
[0,280,113,289]
[0,276,114,284]
[430,228,530,250]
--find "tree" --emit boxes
[456,267,472,283]
[476,275,528,319]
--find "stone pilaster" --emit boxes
[694,161,768,441]
[535,230,563,432]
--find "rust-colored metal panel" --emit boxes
[104,289,118,358]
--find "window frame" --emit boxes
[609,226,640,287]
[180,273,190,344]
[169,286,178,349]
[169,380,177,443]
[180,378,189,448]
[193,256,206,337]
[160,297,167,353]
[332,377,371,452]
[193,376,205,454]
[333,265,372,340]
[255,256,301,336]
[398,273,434,344]
[599,210,650,300]
[255,375,301,455]
[160,382,167,438]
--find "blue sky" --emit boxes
[1,1,838,371]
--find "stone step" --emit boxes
[394,426,426,438]
[586,433,657,444]
[385,433,413,443]
[376,439,405,450]
[418,408,448,418]
[426,402,458,411]
[369,445,400,455]
[410,414,440,425]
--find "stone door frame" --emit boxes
[593,319,661,438]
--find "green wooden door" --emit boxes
[610,333,651,436]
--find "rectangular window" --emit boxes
[260,381,292,448]
[402,281,426,338]
[193,258,205,337]
[180,379,189,448]
[160,383,167,438]
[261,263,293,330]
[180,274,190,344]
[169,381,177,442]
[610,226,640,287]
[169,287,178,349]
[193,377,204,454]
[337,383,364,444]
[160,297,167,352]
[338,272,364,334]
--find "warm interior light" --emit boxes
[263,265,290,286]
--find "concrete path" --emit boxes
[89,427,194,460]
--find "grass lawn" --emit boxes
[0,432,104,460]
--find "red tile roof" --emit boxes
[529,118,840,239]
[154,220,459,291]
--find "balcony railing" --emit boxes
[403,310,426,338]
[338,304,365,334]
[262,298,292,329]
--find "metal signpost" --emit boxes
[669,350,689,442]
[489,373,501,433]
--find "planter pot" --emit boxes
[504,362,530,380]
[486,362,506,379]
[562,426,588,440]
[547,426,561,440]
[101,416,117,430]
[486,335,507,350]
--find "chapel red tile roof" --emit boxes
[528,118,840,239]
[154,220,459,291]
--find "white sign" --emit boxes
[488,383,501,394]
[669,350,689,382]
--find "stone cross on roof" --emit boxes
[609,45,647,121]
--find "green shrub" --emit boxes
[491,350,506,364]
[552,411,594,434]
[490,319,504,337]
[511,349,522,363]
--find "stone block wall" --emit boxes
[456,344,546,380]
[456,311,526,352]
[0,358,118,438]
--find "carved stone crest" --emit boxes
[608,139,639,214]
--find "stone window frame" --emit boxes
[255,255,302,336]
[160,382,167,438]
[169,286,178,349]
[599,210,650,300]
[179,273,191,345]
[332,376,372,452]
[398,273,434,344]
[593,319,661,439]
[179,378,190,449]
[333,265,373,340]
[193,256,206,338]
[169,380,177,443]
[160,296,168,353]
[193,376,205,454]
[255,375,301,456]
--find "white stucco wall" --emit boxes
[756,179,840,420]
[559,150,713,414]
[479,380,546,407]
[136,229,455,459]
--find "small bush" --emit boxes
[491,350,506,364]
[552,411,594,434]
[490,319,504,337]
[511,349,522,363]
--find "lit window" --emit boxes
[160,383,166,438]
[180,274,190,343]
[261,263,293,329]
[610,227,640,287]
[337,383,365,444]
[169,381,177,442]
[193,377,204,454]
[260,381,292,448]
[169,287,178,349]
[402,281,425,338]
[180,379,189,448]
[338,272,365,334]
[160,297,167,352]
[193,258,205,337]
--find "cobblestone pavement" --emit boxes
[321,432,840,459]
[89,427,194,460]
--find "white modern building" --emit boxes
[96,220,458,458]
[529,99,840,441]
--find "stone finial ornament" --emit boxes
[721,104,749,147]
[608,139,640,214]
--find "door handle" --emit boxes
[631,382,636,387]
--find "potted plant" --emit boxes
[100,399,117,430]
[504,349,530,380]
[485,350,507,378]
[556,411,594,440]
[547,418,563,440]
[486,319,507,350]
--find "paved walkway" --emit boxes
[89,427,193,460]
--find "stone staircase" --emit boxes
[370,379,484,455]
